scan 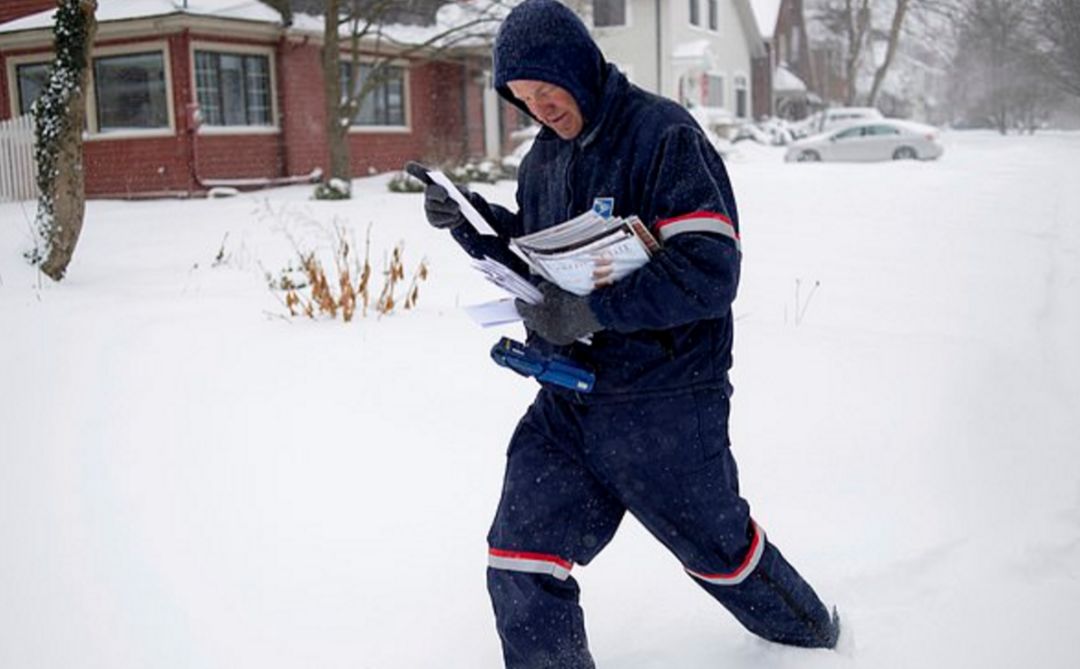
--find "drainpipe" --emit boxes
[655,0,662,95]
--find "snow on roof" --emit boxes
[0,0,283,34]
[673,39,712,60]
[773,63,807,92]
[289,2,506,48]
[0,0,504,49]
[749,0,782,37]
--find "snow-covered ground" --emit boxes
[2,131,1079,668]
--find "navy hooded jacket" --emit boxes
[455,0,741,400]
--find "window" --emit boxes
[93,51,168,132]
[15,62,49,115]
[834,126,864,140]
[593,0,626,27]
[708,0,718,30]
[194,50,272,126]
[866,125,900,136]
[734,75,748,118]
[704,74,724,108]
[689,0,700,26]
[340,62,406,127]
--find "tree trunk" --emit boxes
[867,0,911,106]
[843,0,872,106]
[34,0,97,281]
[323,0,352,188]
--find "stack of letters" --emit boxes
[509,209,658,296]
[465,209,658,327]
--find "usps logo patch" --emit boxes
[592,197,614,219]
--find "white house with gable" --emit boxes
[568,1,765,130]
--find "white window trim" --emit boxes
[688,0,722,34]
[5,52,51,118]
[706,0,721,33]
[189,40,280,135]
[733,72,749,118]
[591,0,632,31]
[342,58,411,133]
[704,71,726,109]
[6,42,177,140]
[86,40,176,141]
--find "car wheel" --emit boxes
[893,146,918,160]
[797,150,821,162]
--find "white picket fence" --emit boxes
[0,114,37,202]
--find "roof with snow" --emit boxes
[0,0,283,34]
[773,63,807,92]
[749,0,782,37]
[672,39,712,61]
[0,0,505,48]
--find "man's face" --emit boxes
[507,79,584,140]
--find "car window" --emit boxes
[834,126,865,140]
[866,125,900,136]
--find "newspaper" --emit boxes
[464,210,657,328]
[510,211,657,296]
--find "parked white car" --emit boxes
[791,106,884,137]
[784,119,945,163]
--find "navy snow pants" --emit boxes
[486,387,837,668]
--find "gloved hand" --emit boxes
[515,282,603,346]
[422,182,471,230]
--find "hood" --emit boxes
[493,0,607,132]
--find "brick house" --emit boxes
[759,0,846,118]
[0,0,521,198]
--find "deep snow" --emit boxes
[2,131,1079,668]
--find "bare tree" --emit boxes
[949,0,1052,133]
[29,0,97,281]
[317,0,509,198]
[814,0,873,105]
[1037,0,1080,98]
[866,0,909,105]
[812,0,961,108]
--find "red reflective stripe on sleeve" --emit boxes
[654,211,736,234]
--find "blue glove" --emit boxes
[515,283,603,346]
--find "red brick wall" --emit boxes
[82,32,290,195]
[84,136,191,197]
[278,40,327,176]
[345,59,470,175]
[0,0,55,26]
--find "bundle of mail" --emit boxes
[465,209,659,327]
[509,209,659,296]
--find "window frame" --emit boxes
[734,73,748,119]
[12,61,50,116]
[4,41,176,140]
[340,59,411,134]
[689,0,701,27]
[6,53,54,119]
[190,41,279,135]
[704,72,725,109]
[592,0,629,29]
